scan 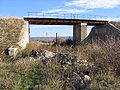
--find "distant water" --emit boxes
[30,36,73,41]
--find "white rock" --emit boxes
[8,48,18,56]
[43,50,55,58]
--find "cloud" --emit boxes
[96,17,120,21]
[41,9,89,14]
[65,0,120,9]
[28,9,90,18]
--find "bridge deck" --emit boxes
[24,17,108,25]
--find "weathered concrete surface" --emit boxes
[73,23,87,42]
[9,21,29,57]
[84,23,120,43]
[17,21,29,48]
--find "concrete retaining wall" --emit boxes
[17,21,29,48]
[84,23,120,43]
[9,21,29,57]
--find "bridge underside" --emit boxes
[24,17,108,42]
[24,18,108,26]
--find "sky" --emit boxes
[0,0,120,37]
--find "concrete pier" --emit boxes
[73,23,87,42]
[24,17,108,42]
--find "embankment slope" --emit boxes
[84,22,120,43]
[0,18,29,49]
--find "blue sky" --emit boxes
[0,0,120,37]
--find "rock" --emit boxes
[39,50,56,58]
[29,50,56,62]
[115,82,120,89]
[4,48,18,56]
[30,50,78,66]
[55,53,77,66]
[34,50,56,63]
[56,53,69,65]
[42,57,55,63]
[71,71,91,90]
[29,57,36,61]
[8,48,18,56]
[31,50,39,58]
[4,48,9,55]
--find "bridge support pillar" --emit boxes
[73,23,87,42]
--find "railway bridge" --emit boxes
[24,13,108,42]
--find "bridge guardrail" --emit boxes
[26,12,120,21]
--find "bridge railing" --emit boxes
[26,12,120,21]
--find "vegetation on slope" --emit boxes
[110,21,120,29]
[0,19,120,89]
[0,18,24,49]
[0,39,120,90]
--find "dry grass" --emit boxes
[110,21,120,29]
[0,17,24,49]
[1,38,120,89]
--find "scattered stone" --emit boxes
[8,48,18,56]
[42,57,55,63]
[4,48,9,55]
[31,50,39,58]
[38,50,56,63]
[40,50,55,58]
[56,53,69,65]
[55,53,77,66]
[71,71,91,90]
[30,50,56,62]
[29,57,36,61]
[4,48,18,56]
[115,82,120,89]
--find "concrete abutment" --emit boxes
[73,23,87,42]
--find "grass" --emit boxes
[0,39,120,90]
[0,59,64,90]
[0,19,120,89]
[91,73,119,90]
[110,21,120,29]
[0,18,24,49]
